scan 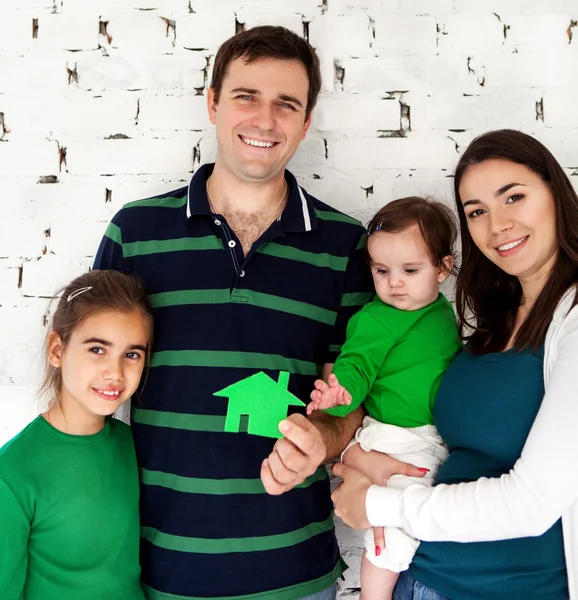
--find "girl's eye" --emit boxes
[89,347,105,355]
[405,269,418,274]
[376,269,388,275]
[467,209,485,219]
[126,351,142,360]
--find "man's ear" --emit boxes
[47,331,64,368]
[438,255,454,283]
[207,87,218,125]
[301,112,313,140]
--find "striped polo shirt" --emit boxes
[94,163,373,600]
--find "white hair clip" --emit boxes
[67,286,93,302]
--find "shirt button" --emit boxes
[239,270,245,278]
[228,240,236,248]
[214,219,221,226]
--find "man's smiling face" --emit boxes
[207,56,312,184]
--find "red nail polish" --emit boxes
[375,545,381,556]
[418,468,430,473]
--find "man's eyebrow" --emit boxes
[279,94,304,108]
[230,87,261,95]
[230,88,304,109]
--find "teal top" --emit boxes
[0,416,145,600]
[412,346,568,599]
[326,294,460,427]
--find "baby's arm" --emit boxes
[306,374,352,415]
[309,308,395,418]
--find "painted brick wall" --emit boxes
[1,0,578,595]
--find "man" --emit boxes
[95,25,382,600]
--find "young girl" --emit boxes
[307,197,461,600]
[0,270,153,600]
[332,130,578,600]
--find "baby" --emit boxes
[308,197,461,600]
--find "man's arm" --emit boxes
[309,407,364,463]
[260,406,364,496]
[309,362,363,462]
[261,229,372,495]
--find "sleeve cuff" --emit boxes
[366,484,405,528]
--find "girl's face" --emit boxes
[48,310,148,424]
[368,225,451,311]
[459,158,558,288]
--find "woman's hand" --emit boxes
[331,463,372,529]
[342,442,429,485]
[333,446,428,532]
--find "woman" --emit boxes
[332,129,578,599]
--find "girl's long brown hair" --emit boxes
[454,129,578,354]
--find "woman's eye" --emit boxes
[467,209,485,219]
[89,347,104,355]
[507,194,524,203]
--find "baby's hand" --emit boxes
[306,374,352,415]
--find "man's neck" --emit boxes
[208,162,287,215]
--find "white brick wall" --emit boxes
[1,0,578,595]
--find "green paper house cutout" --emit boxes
[215,371,305,439]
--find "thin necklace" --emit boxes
[206,177,288,240]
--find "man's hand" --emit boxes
[261,414,326,495]
[306,373,352,415]
[331,463,372,530]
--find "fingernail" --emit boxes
[418,468,430,473]
[279,420,289,432]
[375,545,381,556]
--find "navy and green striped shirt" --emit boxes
[94,164,373,600]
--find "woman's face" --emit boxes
[458,158,558,287]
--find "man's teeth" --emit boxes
[498,237,527,251]
[99,390,120,396]
[242,137,275,148]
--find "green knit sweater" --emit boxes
[0,416,145,600]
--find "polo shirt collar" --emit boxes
[185,163,318,233]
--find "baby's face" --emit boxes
[367,225,449,311]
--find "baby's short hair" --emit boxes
[367,196,458,274]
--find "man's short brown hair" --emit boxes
[210,25,322,119]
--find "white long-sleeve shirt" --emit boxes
[366,287,578,598]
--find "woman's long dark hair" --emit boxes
[454,129,578,353]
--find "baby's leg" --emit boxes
[360,550,399,600]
